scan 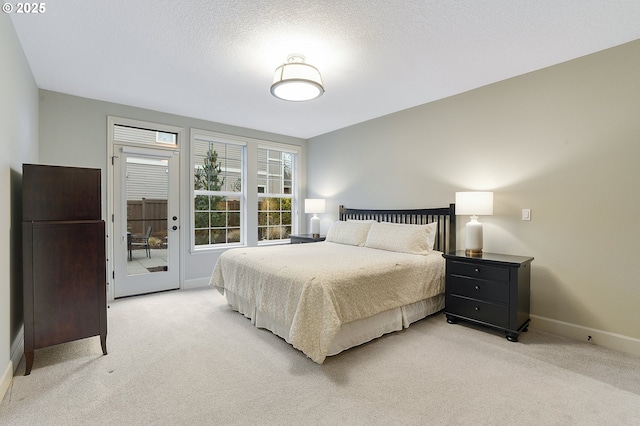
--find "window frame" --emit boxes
[257,144,298,245]
[190,130,302,252]
[191,129,247,251]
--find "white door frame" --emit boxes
[106,116,186,301]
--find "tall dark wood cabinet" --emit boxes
[22,164,107,375]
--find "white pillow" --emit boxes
[426,221,437,251]
[365,221,437,255]
[325,220,373,246]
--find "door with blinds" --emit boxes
[110,120,181,298]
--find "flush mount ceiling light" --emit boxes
[270,55,324,102]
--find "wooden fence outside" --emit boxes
[127,198,168,241]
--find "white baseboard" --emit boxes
[10,326,24,373]
[183,277,210,290]
[1,360,12,403]
[0,327,25,402]
[530,314,640,357]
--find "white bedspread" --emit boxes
[209,241,444,363]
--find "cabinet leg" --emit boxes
[100,333,108,355]
[445,314,458,324]
[506,332,519,342]
[24,351,34,376]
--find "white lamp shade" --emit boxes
[271,58,324,102]
[455,192,494,216]
[304,198,325,214]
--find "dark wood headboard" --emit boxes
[338,204,456,254]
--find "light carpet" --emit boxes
[2,287,639,425]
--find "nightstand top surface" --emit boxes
[289,234,326,243]
[443,251,533,266]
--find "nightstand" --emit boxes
[443,251,533,342]
[290,234,326,244]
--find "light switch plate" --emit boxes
[522,209,531,221]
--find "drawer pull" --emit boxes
[474,268,480,273]
[475,306,480,311]
[474,285,480,291]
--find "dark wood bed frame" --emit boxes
[338,204,456,254]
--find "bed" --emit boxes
[209,205,456,363]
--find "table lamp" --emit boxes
[455,192,493,256]
[304,198,325,238]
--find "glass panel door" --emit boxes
[114,145,179,297]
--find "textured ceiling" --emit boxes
[10,0,640,139]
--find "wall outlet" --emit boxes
[522,209,531,221]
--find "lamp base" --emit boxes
[465,215,484,255]
[310,214,320,238]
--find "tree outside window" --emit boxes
[194,141,243,246]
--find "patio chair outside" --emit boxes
[129,226,152,259]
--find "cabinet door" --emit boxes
[31,221,106,348]
[23,164,101,221]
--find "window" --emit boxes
[191,130,300,250]
[192,131,245,248]
[258,147,295,243]
[114,124,177,147]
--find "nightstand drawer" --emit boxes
[448,260,510,282]
[446,295,509,329]
[447,275,509,304]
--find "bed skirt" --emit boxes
[223,291,444,358]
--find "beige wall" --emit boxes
[308,40,640,354]
[0,15,40,395]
